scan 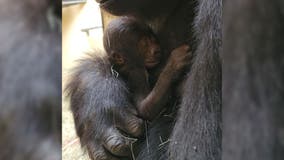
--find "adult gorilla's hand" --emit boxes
[66,55,144,160]
[85,105,144,160]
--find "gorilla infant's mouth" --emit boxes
[145,61,160,68]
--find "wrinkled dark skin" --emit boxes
[134,45,191,120]
[0,0,61,159]
[67,0,221,159]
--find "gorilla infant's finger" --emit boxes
[117,110,144,137]
[102,128,134,157]
[176,44,190,54]
[87,142,120,160]
[127,107,139,116]
[181,45,190,52]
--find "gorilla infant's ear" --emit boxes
[110,52,125,65]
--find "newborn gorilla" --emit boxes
[104,17,190,120]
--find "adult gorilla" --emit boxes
[66,0,221,159]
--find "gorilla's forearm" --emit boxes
[65,54,144,159]
[66,54,129,136]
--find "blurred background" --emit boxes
[0,0,61,159]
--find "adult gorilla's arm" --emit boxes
[169,0,222,159]
[66,54,144,159]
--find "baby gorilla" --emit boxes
[103,17,190,120]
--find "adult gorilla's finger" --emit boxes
[102,128,135,157]
[116,109,144,138]
[86,142,120,160]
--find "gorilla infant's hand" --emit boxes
[166,45,192,74]
[86,105,144,160]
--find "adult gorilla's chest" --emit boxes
[152,1,195,59]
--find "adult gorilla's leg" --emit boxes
[169,0,222,159]
[223,0,284,159]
